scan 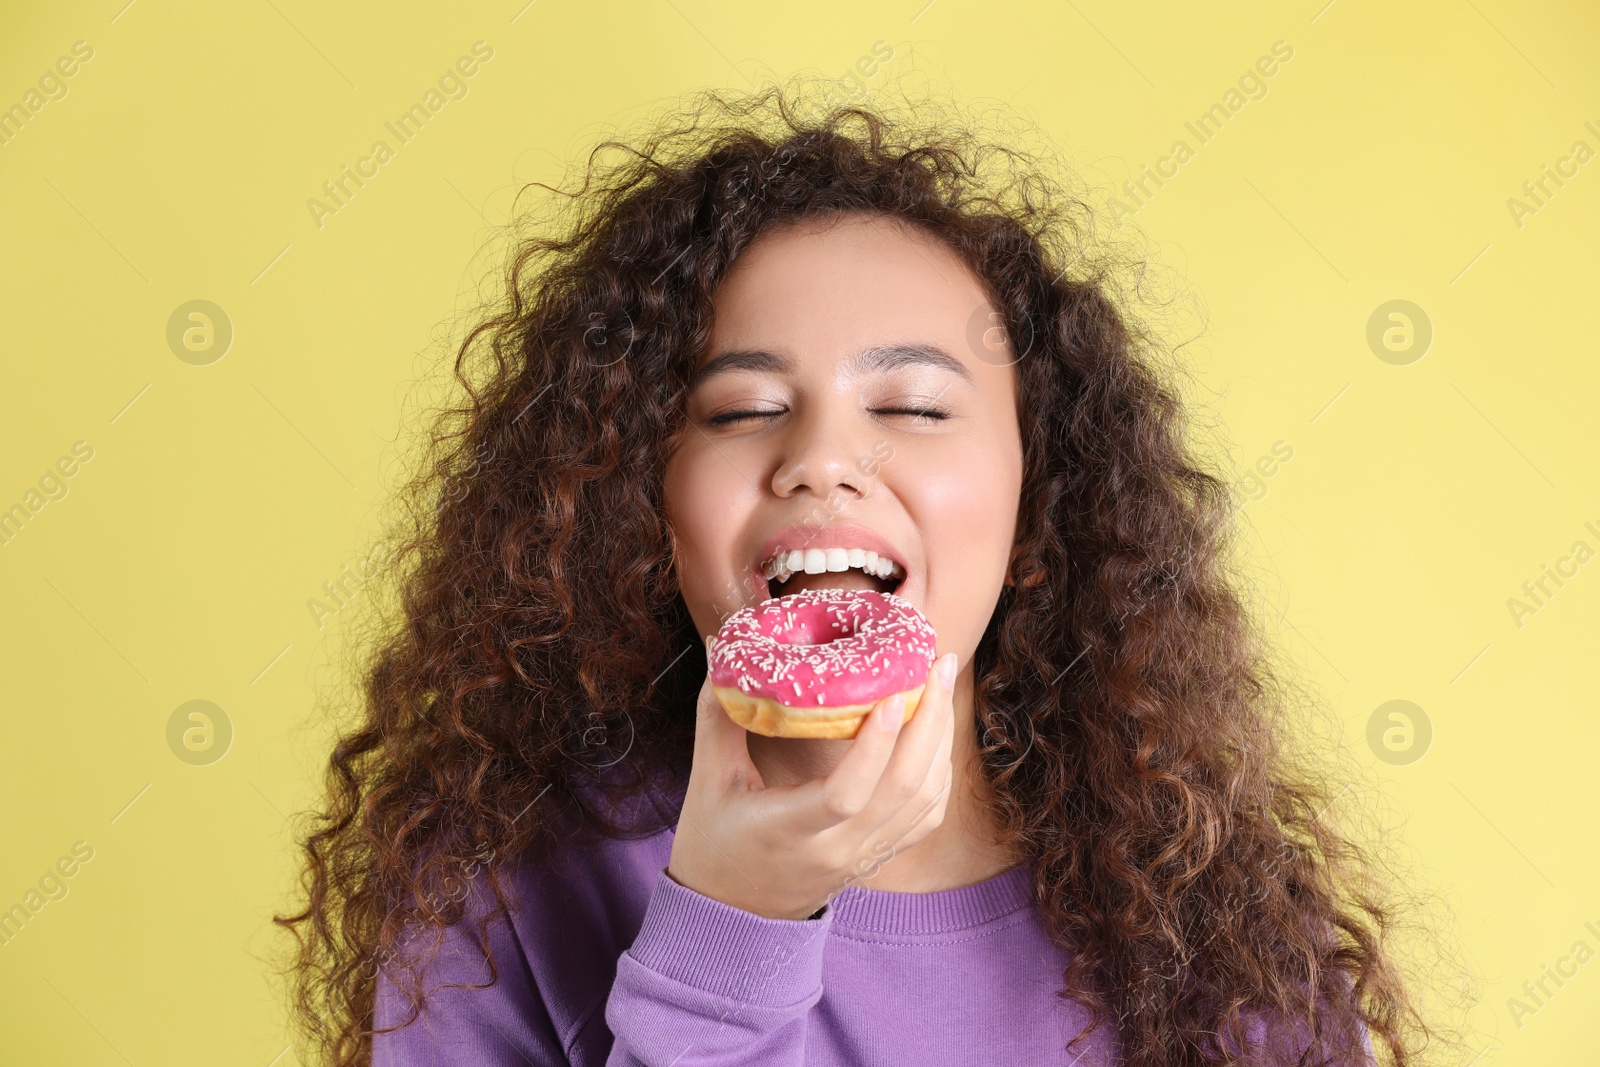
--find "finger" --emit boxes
[847,652,957,834]
[872,697,957,843]
[866,694,956,851]
[844,761,952,880]
[888,769,954,852]
[915,712,957,824]
[797,690,909,831]
[692,670,762,791]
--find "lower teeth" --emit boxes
[772,571,887,584]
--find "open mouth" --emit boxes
[759,547,906,600]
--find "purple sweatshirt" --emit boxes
[372,778,1373,1065]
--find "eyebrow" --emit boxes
[689,342,975,391]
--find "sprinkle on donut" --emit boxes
[709,588,938,708]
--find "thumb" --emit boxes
[693,669,764,791]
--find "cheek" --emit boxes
[923,438,1021,551]
[663,448,755,626]
[903,436,1020,654]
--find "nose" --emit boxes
[769,406,873,503]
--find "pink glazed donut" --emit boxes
[709,587,939,739]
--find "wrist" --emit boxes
[664,864,827,921]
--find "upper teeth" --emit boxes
[760,547,904,585]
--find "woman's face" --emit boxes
[663,211,1024,676]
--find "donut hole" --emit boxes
[772,616,856,644]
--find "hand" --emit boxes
[665,651,959,921]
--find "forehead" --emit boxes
[698,212,999,373]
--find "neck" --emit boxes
[744,668,1022,894]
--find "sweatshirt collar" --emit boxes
[827,862,1034,935]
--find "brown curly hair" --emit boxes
[272,80,1464,1066]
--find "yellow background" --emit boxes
[2,0,1595,1063]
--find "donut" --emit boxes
[708,587,939,740]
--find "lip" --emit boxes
[750,522,912,604]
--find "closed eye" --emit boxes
[878,406,950,426]
[707,406,951,427]
[705,409,777,426]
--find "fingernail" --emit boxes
[935,653,957,687]
[878,693,905,732]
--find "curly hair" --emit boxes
[272,80,1462,1066]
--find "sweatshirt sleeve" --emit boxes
[603,866,831,1066]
